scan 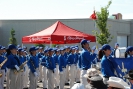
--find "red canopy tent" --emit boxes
[22,21,96,44]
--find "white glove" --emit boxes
[54,68,56,73]
[15,65,20,71]
[34,72,38,77]
[60,71,63,74]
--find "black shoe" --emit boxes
[39,80,42,82]
[76,81,80,83]
[23,88,28,89]
[43,88,47,89]
[65,83,69,85]
[37,85,40,88]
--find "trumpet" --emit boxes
[14,60,28,74]
[0,56,8,77]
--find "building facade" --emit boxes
[0,18,132,48]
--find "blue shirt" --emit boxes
[28,55,39,73]
[67,53,75,65]
[46,56,55,70]
[7,54,20,69]
[41,55,47,67]
[101,55,116,77]
[74,53,80,64]
[58,54,66,72]
[0,55,7,69]
[81,48,96,69]
[78,55,82,68]
[53,54,59,65]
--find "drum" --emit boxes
[115,47,126,58]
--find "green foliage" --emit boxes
[35,44,45,48]
[9,28,17,45]
[52,44,57,47]
[93,0,113,46]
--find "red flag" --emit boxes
[90,10,97,20]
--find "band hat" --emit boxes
[115,43,119,47]
[18,48,24,52]
[107,77,130,89]
[47,48,54,51]
[8,44,17,50]
[92,46,96,50]
[84,68,99,78]
[126,46,133,53]
[29,46,37,52]
[101,44,111,50]
[80,39,90,45]
[124,70,133,80]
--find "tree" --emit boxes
[35,44,45,48]
[9,28,17,45]
[93,0,113,46]
[52,44,57,47]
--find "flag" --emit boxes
[90,10,97,20]
[111,58,133,89]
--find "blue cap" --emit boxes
[48,48,54,51]
[39,47,43,49]
[36,46,39,50]
[80,39,90,45]
[29,46,37,52]
[8,44,17,50]
[17,45,21,48]
[0,46,3,50]
[44,49,48,53]
[60,47,65,51]
[101,44,111,50]
[18,48,24,52]
[126,46,133,53]
[23,46,27,49]
[75,47,79,50]
[115,43,119,47]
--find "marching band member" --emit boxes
[38,47,44,82]
[0,46,7,89]
[67,46,76,88]
[41,49,48,89]
[75,47,81,83]
[18,48,26,89]
[80,39,95,87]
[46,48,56,89]
[23,51,29,89]
[99,44,117,84]
[53,48,60,88]
[28,46,39,89]
[59,48,67,89]
[6,44,21,89]
[125,46,133,58]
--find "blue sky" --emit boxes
[0,0,133,19]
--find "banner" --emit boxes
[112,58,133,88]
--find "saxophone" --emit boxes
[14,60,28,74]
[0,56,8,77]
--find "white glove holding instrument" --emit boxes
[15,65,20,71]
[34,72,38,77]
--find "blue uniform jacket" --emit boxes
[0,55,8,69]
[53,54,59,65]
[67,53,75,65]
[74,53,80,64]
[101,55,116,77]
[91,53,100,64]
[7,54,20,69]
[58,54,66,72]
[28,55,39,73]
[46,56,55,70]
[81,48,96,70]
[41,55,47,67]
[78,55,82,68]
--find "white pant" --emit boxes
[18,71,24,89]
[9,69,19,89]
[47,69,54,89]
[23,64,29,88]
[6,69,10,89]
[60,68,66,89]
[43,66,47,88]
[80,70,88,86]
[54,65,60,87]
[69,64,76,88]
[39,65,43,81]
[75,67,81,82]
[0,70,5,89]
[29,71,38,89]
[65,65,69,83]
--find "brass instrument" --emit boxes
[14,60,28,74]
[0,56,8,77]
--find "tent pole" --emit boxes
[22,43,23,48]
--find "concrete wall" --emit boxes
[0,19,131,48]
